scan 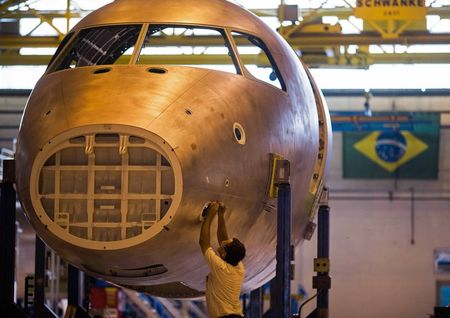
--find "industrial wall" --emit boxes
[0,95,25,150]
[296,130,450,318]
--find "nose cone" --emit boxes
[16,65,210,190]
[16,65,218,250]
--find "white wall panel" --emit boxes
[295,128,450,317]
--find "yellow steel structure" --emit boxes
[353,0,427,39]
[354,0,427,20]
[1,1,450,67]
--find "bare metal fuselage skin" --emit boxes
[15,0,331,297]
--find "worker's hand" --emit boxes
[218,201,227,214]
[205,201,219,220]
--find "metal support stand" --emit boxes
[64,265,91,318]
[274,181,292,317]
[264,159,292,318]
[0,159,27,317]
[249,287,263,318]
[68,265,82,308]
[34,236,58,318]
[435,306,450,318]
[307,188,331,318]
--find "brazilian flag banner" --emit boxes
[343,113,440,179]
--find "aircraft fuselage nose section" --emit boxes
[15,0,332,297]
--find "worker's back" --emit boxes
[204,247,245,318]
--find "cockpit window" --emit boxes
[52,25,142,72]
[47,31,74,70]
[231,31,286,91]
[137,25,239,74]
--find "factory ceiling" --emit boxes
[0,1,450,68]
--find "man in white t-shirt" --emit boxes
[199,201,246,318]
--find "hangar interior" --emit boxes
[1,0,450,318]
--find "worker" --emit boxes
[199,201,246,318]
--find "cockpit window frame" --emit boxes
[46,31,75,72]
[46,23,243,76]
[135,23,242,75]
[228,29,287,92]
[46,30,78,74]
[46,23,286,88]
[46,23,145,74]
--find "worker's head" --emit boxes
[218,238,246,266]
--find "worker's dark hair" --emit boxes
[224,238,246,266]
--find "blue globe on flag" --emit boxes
[375,131,407,163]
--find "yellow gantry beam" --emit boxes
[1,6,450,66]
[251,6,450,19]
[287,32,450,46]
[1,53,450,67]
[0,54,268,66]
[0,9,83,19]
[1,32,450,49]
[0,35,61,48]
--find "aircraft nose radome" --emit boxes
[28,124,183,251]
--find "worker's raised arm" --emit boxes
[199,202,218,255]
[217,203,229,244]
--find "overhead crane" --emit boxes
[0,1,450,67]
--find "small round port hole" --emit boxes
[148,68,167,74]
[233,123,246,145]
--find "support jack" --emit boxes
[253,160,332,318]
[305,188,331,318]
[34,237,58,318]
[0,159,92,318]
[262,159,293,318]
[64,266,91,318]
[0,160,28,317]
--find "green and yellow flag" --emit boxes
[343,113,440,179]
